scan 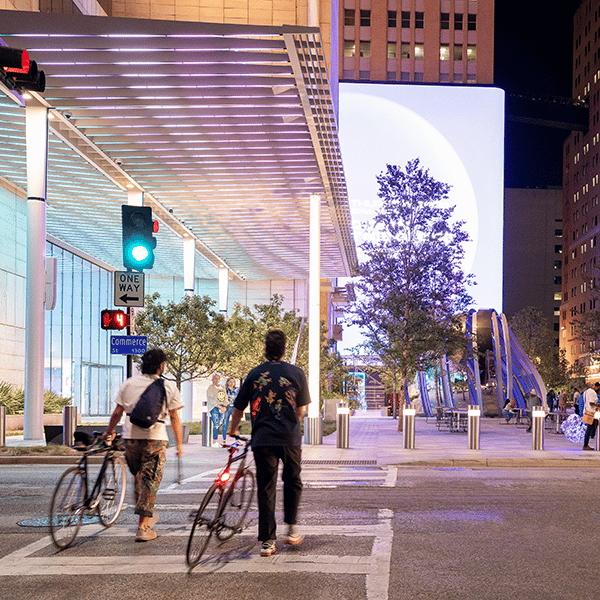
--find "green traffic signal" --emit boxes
[121,205,156,271]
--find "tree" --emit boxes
[134,293,229,389]
[351,159,473,408]
[509,306,572,389]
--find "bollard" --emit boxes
[402,405,415,449]
[201,401,210,447]
[595,411,600,451]
[0,405,5,447]
[336,402,350,449]
[63,405,77,447]
[468,405,481,450]
[532,407,545,450]
[304,416,323,445]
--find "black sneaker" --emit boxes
[583,446,594,451]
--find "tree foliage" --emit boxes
[351,159,473,402]
[134,293,229,389]
[509,306,572,389]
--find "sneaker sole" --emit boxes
[284,536,304,546]
[260,549,276,557]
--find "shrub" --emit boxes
[0,381,71,415]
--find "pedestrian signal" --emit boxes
[101,309,128,330]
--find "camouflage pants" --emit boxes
[124,439,167,517]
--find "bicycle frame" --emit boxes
[76,437,121,510]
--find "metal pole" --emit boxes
[532,407,545,450]
[402,405,415,449]
[62,405,77,447]
[201,401,210,447]
[304,415,323,445]
[468,405,480,450]
[0,406,5,447]
[337,402,349,448]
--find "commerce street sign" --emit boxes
[110,335,147,355]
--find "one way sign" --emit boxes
[114,271,145,307]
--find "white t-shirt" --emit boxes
[115,373,183,441]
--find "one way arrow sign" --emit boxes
[114,271,145,308]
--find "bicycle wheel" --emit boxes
[49,467,85,549]
[217,468,255,541]
[97,455,127,527]
[186,483,221,567]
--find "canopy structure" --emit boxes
[0,10,357,281]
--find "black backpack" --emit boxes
[128,378,167,428]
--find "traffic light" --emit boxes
[121,205,156,271]
[0,46,45,92]
[101,309,128,330]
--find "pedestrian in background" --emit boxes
[581,382,600,450]
[526,389,542,433]
[558,389,567,413]
[228,329,310,557]
[103,348,183,542]
[221,376,238,443]
[573,387,581,415]
[206,373,227,447]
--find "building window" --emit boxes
[467,45,477,61]
[454,45,463,61]
[415,12,424,28]
[344,9,355,26]
[359,70,370,80]
[555,244,562,253]
[359,41,371,58]
[387,42,397,59]
[440,45,450,61]
[388,11,397,28]
[414,44,424,60]
[554,292,563,301]
[554,276,562,285]
[441,13,450,29]
[468,14,477,31]
[343,41,355,57]
[360,10,371,27]
[454,13,463,30]
[401,11,411,28]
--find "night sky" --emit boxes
[495,1,583,188]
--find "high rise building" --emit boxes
[339,0,494,84]
[561,0,600,378]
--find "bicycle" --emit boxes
[186,435,255,568]
[49,431,127,549]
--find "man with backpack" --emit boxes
[103,348,183,542]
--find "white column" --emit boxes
[23,104,49,443]
[127,190,143,206]
[306,193,322,444]
[183,236,195,298]
[219,267,229,315]
[308,0,319,26]
[181,236,195,423]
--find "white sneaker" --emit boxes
[212,440,221,448]
[284,524,304,546]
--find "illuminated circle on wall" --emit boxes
[340,91,478,275]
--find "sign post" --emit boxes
[114,271,145,308]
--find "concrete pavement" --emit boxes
[4,409,600,468]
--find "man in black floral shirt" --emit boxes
[228,329,311,557]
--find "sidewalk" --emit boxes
[4,410,600,467]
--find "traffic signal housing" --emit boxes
[121,205,156,271]
[0,46,45,92]
[101,309,128,330]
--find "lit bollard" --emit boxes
[0,405,5,447]
[63,405,77,447]
[468,405,481,450]
[595,411,600,452]
[201,401,210,447]
[304,416,323,445]
[532,407,545,450]
[403,405,415,450]
[337,402,350,449]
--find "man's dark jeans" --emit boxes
[253,445,303,542]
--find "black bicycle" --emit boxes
[186,435,255,567]
[49,432,127,549]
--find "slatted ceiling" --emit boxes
[0,11,357,281]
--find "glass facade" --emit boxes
[45,241,126,417]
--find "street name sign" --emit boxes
[114,271,145,307]
[110,335,147,355]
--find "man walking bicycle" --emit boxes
[228,329,311,557]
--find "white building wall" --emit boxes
[0,182,27,386]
